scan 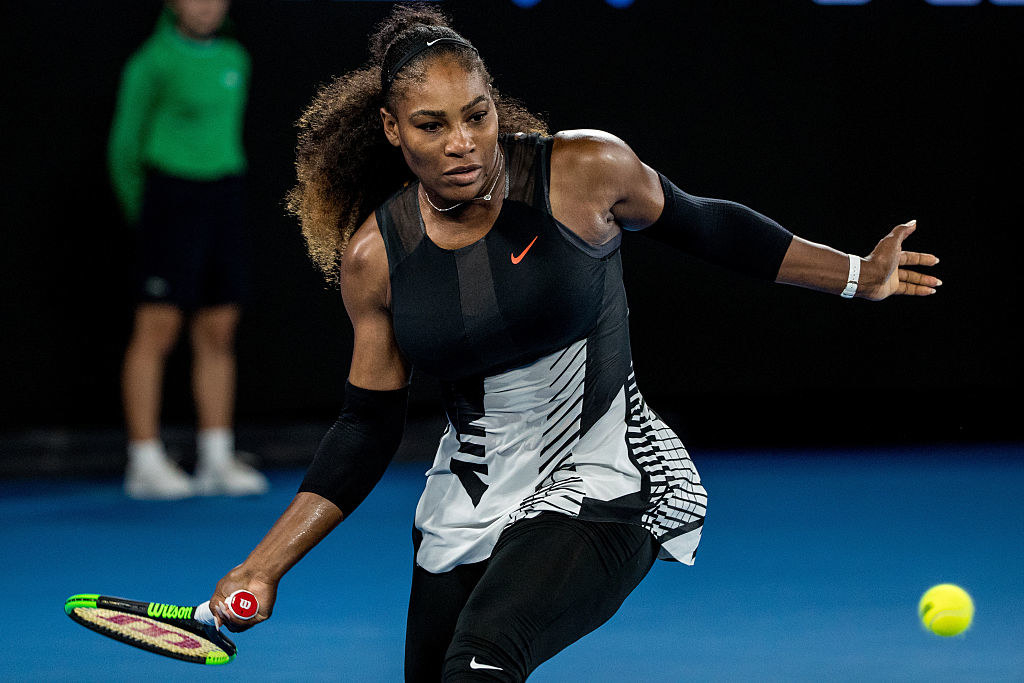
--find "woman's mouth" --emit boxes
[443,165,483,185]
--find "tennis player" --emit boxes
[210,5,940,679]
[109,0,267,499]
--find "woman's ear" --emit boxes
[380,108,401,148]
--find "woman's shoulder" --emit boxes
[549,129,643,195]
[340,213,393,314]
[551,129,636,169]
[499,129,638,187]
[343,214,389,280]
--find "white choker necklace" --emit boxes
[422,148,505,213]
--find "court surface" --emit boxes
[3,443,1022,681]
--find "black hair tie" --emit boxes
[382,36,477,92]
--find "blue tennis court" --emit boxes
[3,443,1022,681]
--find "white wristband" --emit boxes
[840,254,861,299]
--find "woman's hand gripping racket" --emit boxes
[64,589,259,665]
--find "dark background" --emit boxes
[1,0,1020,471]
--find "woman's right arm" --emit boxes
[210,217,410,631]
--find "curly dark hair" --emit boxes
[287,3,548,282]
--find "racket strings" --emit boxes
[71,607,229,661]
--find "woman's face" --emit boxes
[381,58,499,206]
[171,0,230,39]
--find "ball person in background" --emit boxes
[109,0,267,499]
[210,4,939,679]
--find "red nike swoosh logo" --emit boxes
[510,235,538,264]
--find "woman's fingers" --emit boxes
[899,250,940,267]
[897,268,941,295]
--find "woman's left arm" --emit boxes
[776,222,941,300]
[585,131,941,301]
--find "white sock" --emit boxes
[128,439,166,467]
[197,427,234,468]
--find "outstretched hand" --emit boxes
[210,566,278,633]
[860,220,941,300]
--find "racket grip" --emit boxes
[225,590,259,619]
[195,600,216,626]
[194,589,259,627]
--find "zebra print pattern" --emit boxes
[414,343,707,572]
[625,370,707,561]
[509,340,586,524]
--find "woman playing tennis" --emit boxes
[210,5,940,680]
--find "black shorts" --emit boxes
[404,513,659,682]
[135,171,248,311]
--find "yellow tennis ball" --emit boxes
[919,584,974,636]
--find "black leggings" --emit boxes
[404,513,659,682]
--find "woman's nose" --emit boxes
[445,124,474,156]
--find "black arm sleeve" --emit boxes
[298,381,409,517]
[638,172,794,281]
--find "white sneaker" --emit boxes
[194,456,269,496]
[124,452,195,500]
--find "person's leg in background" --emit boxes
[190,303,267,495]
[188,174,266,495]
[122,302,193,499]
[121,170,202,499]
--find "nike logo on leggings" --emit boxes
[469,656,503,671]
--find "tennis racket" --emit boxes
[64,589,259,665]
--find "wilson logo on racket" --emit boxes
[147,603,194,620]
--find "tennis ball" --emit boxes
[919,584,974,636]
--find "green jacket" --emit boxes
[108,10,249,222]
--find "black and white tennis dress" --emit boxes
[375,133,707,575]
